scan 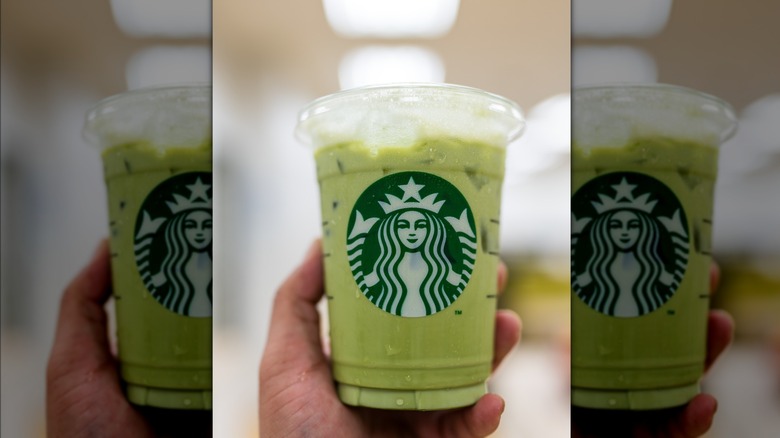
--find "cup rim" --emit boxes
[295,82,525,146]
[83,83,211,148]
[574,82,738,142]
[86,83,211,118]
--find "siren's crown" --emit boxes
[167,177,212,214]
[379,177,444,214]
[592,177,657,214]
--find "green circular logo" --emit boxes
[347,171,477,317]
[134,172,212,317]
[571,172,690,317]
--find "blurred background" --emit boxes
[572,0,780,437]
[1,0,212,436]
[0,1,777,438]
[212,1,570,436]
[573,1,780,436]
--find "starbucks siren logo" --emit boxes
[571,172,689,317]
[134,172,212,317]
[347,172,477,317]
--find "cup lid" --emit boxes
[83,84,211,151]
[573,83,738,149]
[295,83,525,150]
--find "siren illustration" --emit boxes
[571,173,690,317]
[134,172,213,317]
[347,172,477,317]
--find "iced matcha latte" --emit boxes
[84,85,212,409]
[571,84,737,410]
[297,84,524,410]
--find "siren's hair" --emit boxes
[371,209,453,316]
[159,209,213,315]
[584,209,667,316]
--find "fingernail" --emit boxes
[92,239,108,262]
[305,239,321,261]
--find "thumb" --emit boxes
[439,394,505,438]
[46,239,154,438]
[261,240,328,379]
[48,239,115,378]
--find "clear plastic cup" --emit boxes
[84,84,213,409]
[570,83,737,410]
[296,83,524,410]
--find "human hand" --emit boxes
[259,240,522,437]
[46,239,212,438]
[46,239,154,437]
[572,263,735,438]
[771,327,780,392]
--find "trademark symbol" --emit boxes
[455,310,463,315]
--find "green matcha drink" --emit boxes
[297,84,524,410]
[84,85,213,409]
[570,84,737,410]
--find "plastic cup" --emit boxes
[84,84,213,409]
[296,83,524,410]
[570,83,737,410]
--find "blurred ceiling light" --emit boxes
[323,0,460,38]
[505,94,570,180]
[523,94,571,155]
[573,0,672,38]
[339,46,445,90]
[739,94,780,155]
[573,45,657,87]
[501,165,570,255]
[109,0,210,38]
[126,46,211,90]
[501,93,572,255]
[718,93,780,181]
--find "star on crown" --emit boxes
[379,176,445,214]
[592,177,657,214]
[166,178,212,214]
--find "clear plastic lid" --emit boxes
[573,83,738,150]
[83,84,211,151]
[296,83,525,150]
